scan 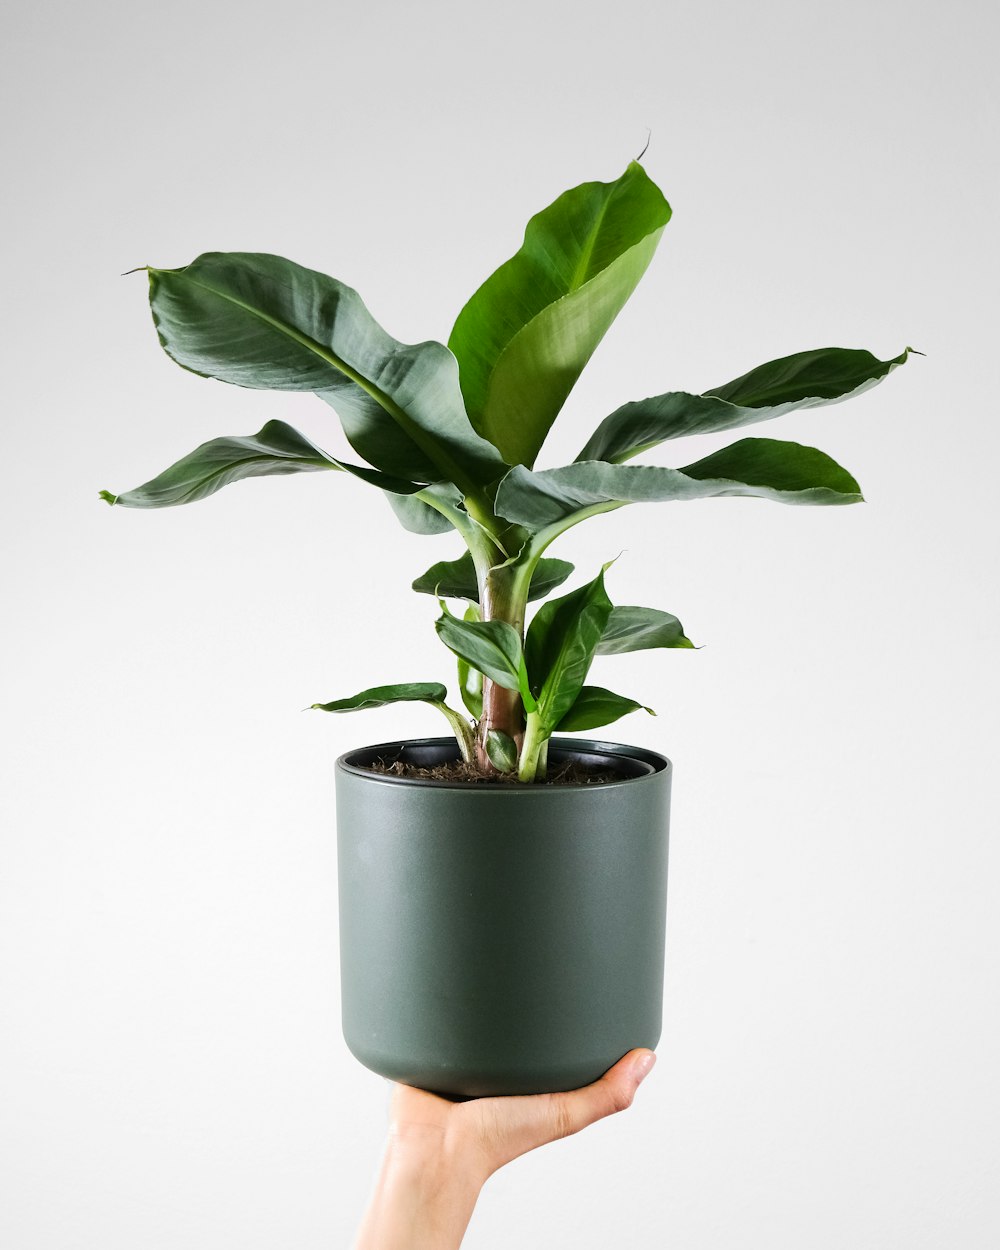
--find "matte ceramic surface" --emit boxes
[335,737,671,1097]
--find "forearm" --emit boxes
[353,1133,485,1250]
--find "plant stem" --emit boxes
[475,560,529,768]
[517,711,549,783]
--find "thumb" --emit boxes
[547,1048,656,1140]
[487,1048,656,1168]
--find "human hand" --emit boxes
[354,1048,656,1249]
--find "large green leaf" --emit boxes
[145,252,506,492]
[435,615,531,704]
[412,551,575,603]
[99,420,416,508]
[576,347,913,463]
[311,682,448,712]
[556,685,654,732]
[448,162,671,468]
[496,438,862,532]
[597,606,694,653]
[524,568,614,731]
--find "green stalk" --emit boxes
[431,702,476,764]
[475,559,530,767]
[517,711,549,783]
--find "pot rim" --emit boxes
[335,735,671,792]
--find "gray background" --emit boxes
[2,0,997,1246]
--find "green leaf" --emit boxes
[385,491,455,535]
[144,252,507,492]
[706,345,915,408]
[448,162,671,468]
[435,615,526,695]
[555,685,654,732]
[311,682,447,712]
[597,606,694,653]
[576,347,914,463]
[100,420,417,509]
[412,552,482,601]
[496,438,862,532]
[525,567,614,731]
[486,729,518,772]
[412,551,575,603]
[456,605,484,719]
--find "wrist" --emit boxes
[354,1127,485,1250]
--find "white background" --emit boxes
[2,1,997,1246]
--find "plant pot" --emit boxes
[335,736,671,1098]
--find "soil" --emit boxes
[365,757,624,785]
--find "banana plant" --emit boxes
[102,161,913,781]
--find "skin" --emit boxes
[354,1048,656,1249]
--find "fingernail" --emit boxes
[632,1051,656,1084]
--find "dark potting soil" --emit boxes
[365,757,623,785]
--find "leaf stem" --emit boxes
[431,702,476,764]
[517,711,549,783]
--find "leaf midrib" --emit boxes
[566,189,617,292]
[155,449,335,505]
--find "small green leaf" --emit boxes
[457,605,484,719]
[556,685,654,732]
[311,682,448,712]
[435,615,525,694]
[101,420,418,509]
[597,606,694,653]
[413,552,481,601]
[486,729,518,772]
[496,437,862,532]
[576,347,914,463]
[385,490,456,535]
[412,551,575,603]
[448,162,671,467]
[525,567,614,731]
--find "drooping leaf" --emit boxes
[99,420,417,509]
[448,162,671,468]
[597,606,694,653]
[486,729,518,772]
[576,347,914,463]
[556,685,654,732]
[412,552,484,601]
[496,438,862,532]
[525,567,614,731]
[311,682,448,712]
[435,615,528,697]
[144,252,507,492]
[412,551,575,603]
[385,491,455,535]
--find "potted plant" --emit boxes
[102,160,912,1097]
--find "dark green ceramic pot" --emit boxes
[335,736,671,1098]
